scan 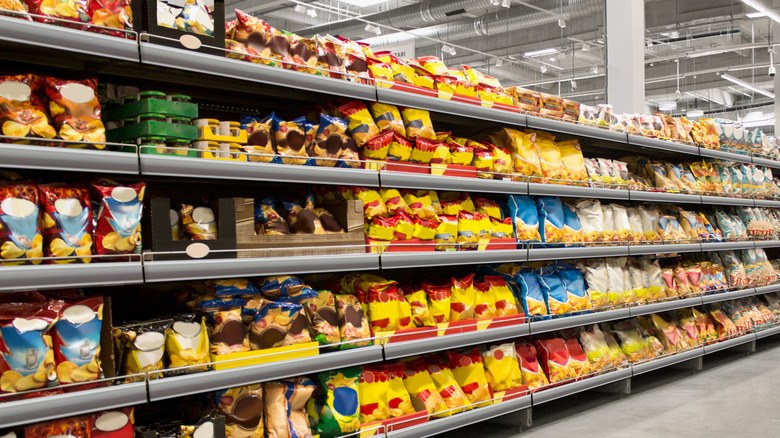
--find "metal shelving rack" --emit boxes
[1,20,780,434]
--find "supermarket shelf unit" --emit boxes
[3,19,780,434]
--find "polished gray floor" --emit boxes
[438,337,780,437]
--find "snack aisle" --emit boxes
[2,3,780,438]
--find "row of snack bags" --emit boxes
[12,407,137,438]
[0,0,131,35]
[0,74,105,144]
[0,179,145,265]
[623,157,779,198]
[253,191,345,236]
[0,292,103,395]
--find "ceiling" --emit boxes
[225,0,779,134]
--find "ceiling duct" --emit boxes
[297,0,497,38]
[356,0,601,49]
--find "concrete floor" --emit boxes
[438,337,780,437]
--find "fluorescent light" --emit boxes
[294,4,306,13]
[687,110,704,118]
[364,23,381,35]
[745,111,764,121]
[741,0,780,23]
[659,101,677,111]
[549,57,556,62]
[743,118,775,128]
[540,65,547,74]
[558,18,566,28]
[686,91,726,106]
[338,0,387,6]
[502,0,511,7]
[524,48,558,57]
[582,43,590,52]
[306,8,317,17]
[747,12,767,18]
[496,58,503,67]
[721,73,776,98]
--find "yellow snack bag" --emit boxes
[457,211,481,249]
[434,214,458,251]
[558,140,587,182]
[504,128,543,177]
[473,278,498,319]
[368,282,403,332]
[404,287,437,327]
[403,359,449,415]
[359,366,392,423]
[491,143,513,176]
[475,198,502,219]
[338,101,380,147]
[481,343,524,392]
[409,137,439,164]
[394,210,414,240]
[418,56,449,75]
[412,216,439,240]
[449,141,474,165]
[448,348,494,407]
[427,359,470,416]
[381,188,412,214]
[402,190,436,220]
[535,133,563,180]
[450,274,476,321]
[369,102,406,137]
[383,363,416,417]
[165,317,209,372]
[397,295,415,329]
[387,133,413,161]
[362,130,393,160]
[482,276,519,317]
[472,143,496,179]
[352,187,387,219]
[400,107,436,140]
[424,282,451,324]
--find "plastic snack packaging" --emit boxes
[402,190,436,220]
[402,359,449,415]
[352,187,387,219]
[601,204,616,243]
[255,198,290,235]
[557,140,587,182]
[515,342,549,390]
[0,299,61,393]
[561,203,583,245]
[484,276,520,317]
[92,181,145,255]
[265,377,316,438]
[310,114,348,166]
[164,315,208,373]
[456,211,480,249]
[472,142,496,179]
[509,195,542,243]
[240,114,276,163]
[50,298,103,384]
[181,204,218,240]
[367,282,404,332]
[537,268,570,315]
[248,301,311,350]
[449,140,474,165]
[410,137,448,164]
[386,132,413,161]
[382,363,415,417]
[448,348,493,407]
[0,74,56,140]
[559,266,590,311]
[359,366,391,423]
[449,274,476,321]
[403,287,437,327]
[113,318,172,382]
[503,128,543,178]
[392,210,414,240]
[578,325,612,371]
[475,198,502,219]
[380,189,411,215]
[208,308,249,355]
[335,294,371,348]
[472,279,498,320]
[638,205,661,242]
[517,270,548,317]
[217,384,265,438]
[301,290,340,346]
[45,77,105,145]
[368,102,406,137]
[481,343,524,392]
[535,134,563,180]
[271,116,309,165]
[412,216,439,240]
[433,214,457,250]
[565,338,592,377]
[426,357,470,415]
[233,10,287,64]
[400,106,436,140]
[582,261,608,308]
[424,282,451,324]
[574,199,604,243]
[490,142,512,176]
[25,413,97,438]
[536,196,565,244]
[0,183,44,265]
[336,101,380,148]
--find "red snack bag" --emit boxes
[450,274,476,321]
[88,0,133,34]
[39,184,93,263]
[27,0,87,24]
[0,74,56,140]
[25,413,94,438]
[45,77,106,145]
[515,342,549,389]
[91,408,135,437]
[0,182,44,265]
[92,181,145,255]
[564,338,592,377]
[535,338,575,383]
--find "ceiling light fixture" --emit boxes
[746,12,767,18]
[687,110,704,118]
[496,58,503,67]
[549,56,556,62]
[306,7,317,17]
[294,4,306,14]
[741,0,780,23]
[364,23,381,35]
[659,101,677,111]
[441,44,456,56]
[721,73,776,98]
[502,0,511,7]
[582,43,590,52]
[540,65,547,74]
[558,18,566,28]
[489,0,499,5]
[338,0,387,6]
[524,48,558,57]
[686,91,726,106]
[592,66,599,74]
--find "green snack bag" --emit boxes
[315,366,362,437]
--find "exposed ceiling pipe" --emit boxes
[357,0,601,49]
[296,0,497,38]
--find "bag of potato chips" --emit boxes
[381,188,411,215]
[39,185,92,263]
[472,143,496,179]
[52,298,103,384]
[402,190,437,220]
[0,74,56,140]
[403,359,448,415]
[473,280,497,319]
[352,187,387,219]
[509,195,541,243]
[504,129,543,178]
[45,77,105,145]
[164,315,209,373]
[514,342,549,390]
[450,274,476,321]
[217,384,265,438]
[92,181,145,255]
[367,282,403,332]
[427,357,470,416]
[448,348,493,407]
[483,276,520,317]
[404,286,436,327]
[0,182,44,265]
[400,107,436,140]
[382,363,415,417]
[338,101,380,147]
[359,366,391,423]
[315,367,362,437]
[424,282,451,324]
[481,343,524,392]
[369,102,406,137]
[434,214,458,250]
[393,210,414,240]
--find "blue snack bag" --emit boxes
[536,268,569,315]
[536,196,565,244]
[561,203,583,246]
[516,270,548,317]
[557,264,590,312]
[508,195,541,242]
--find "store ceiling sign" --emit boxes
[373,41,415,59]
